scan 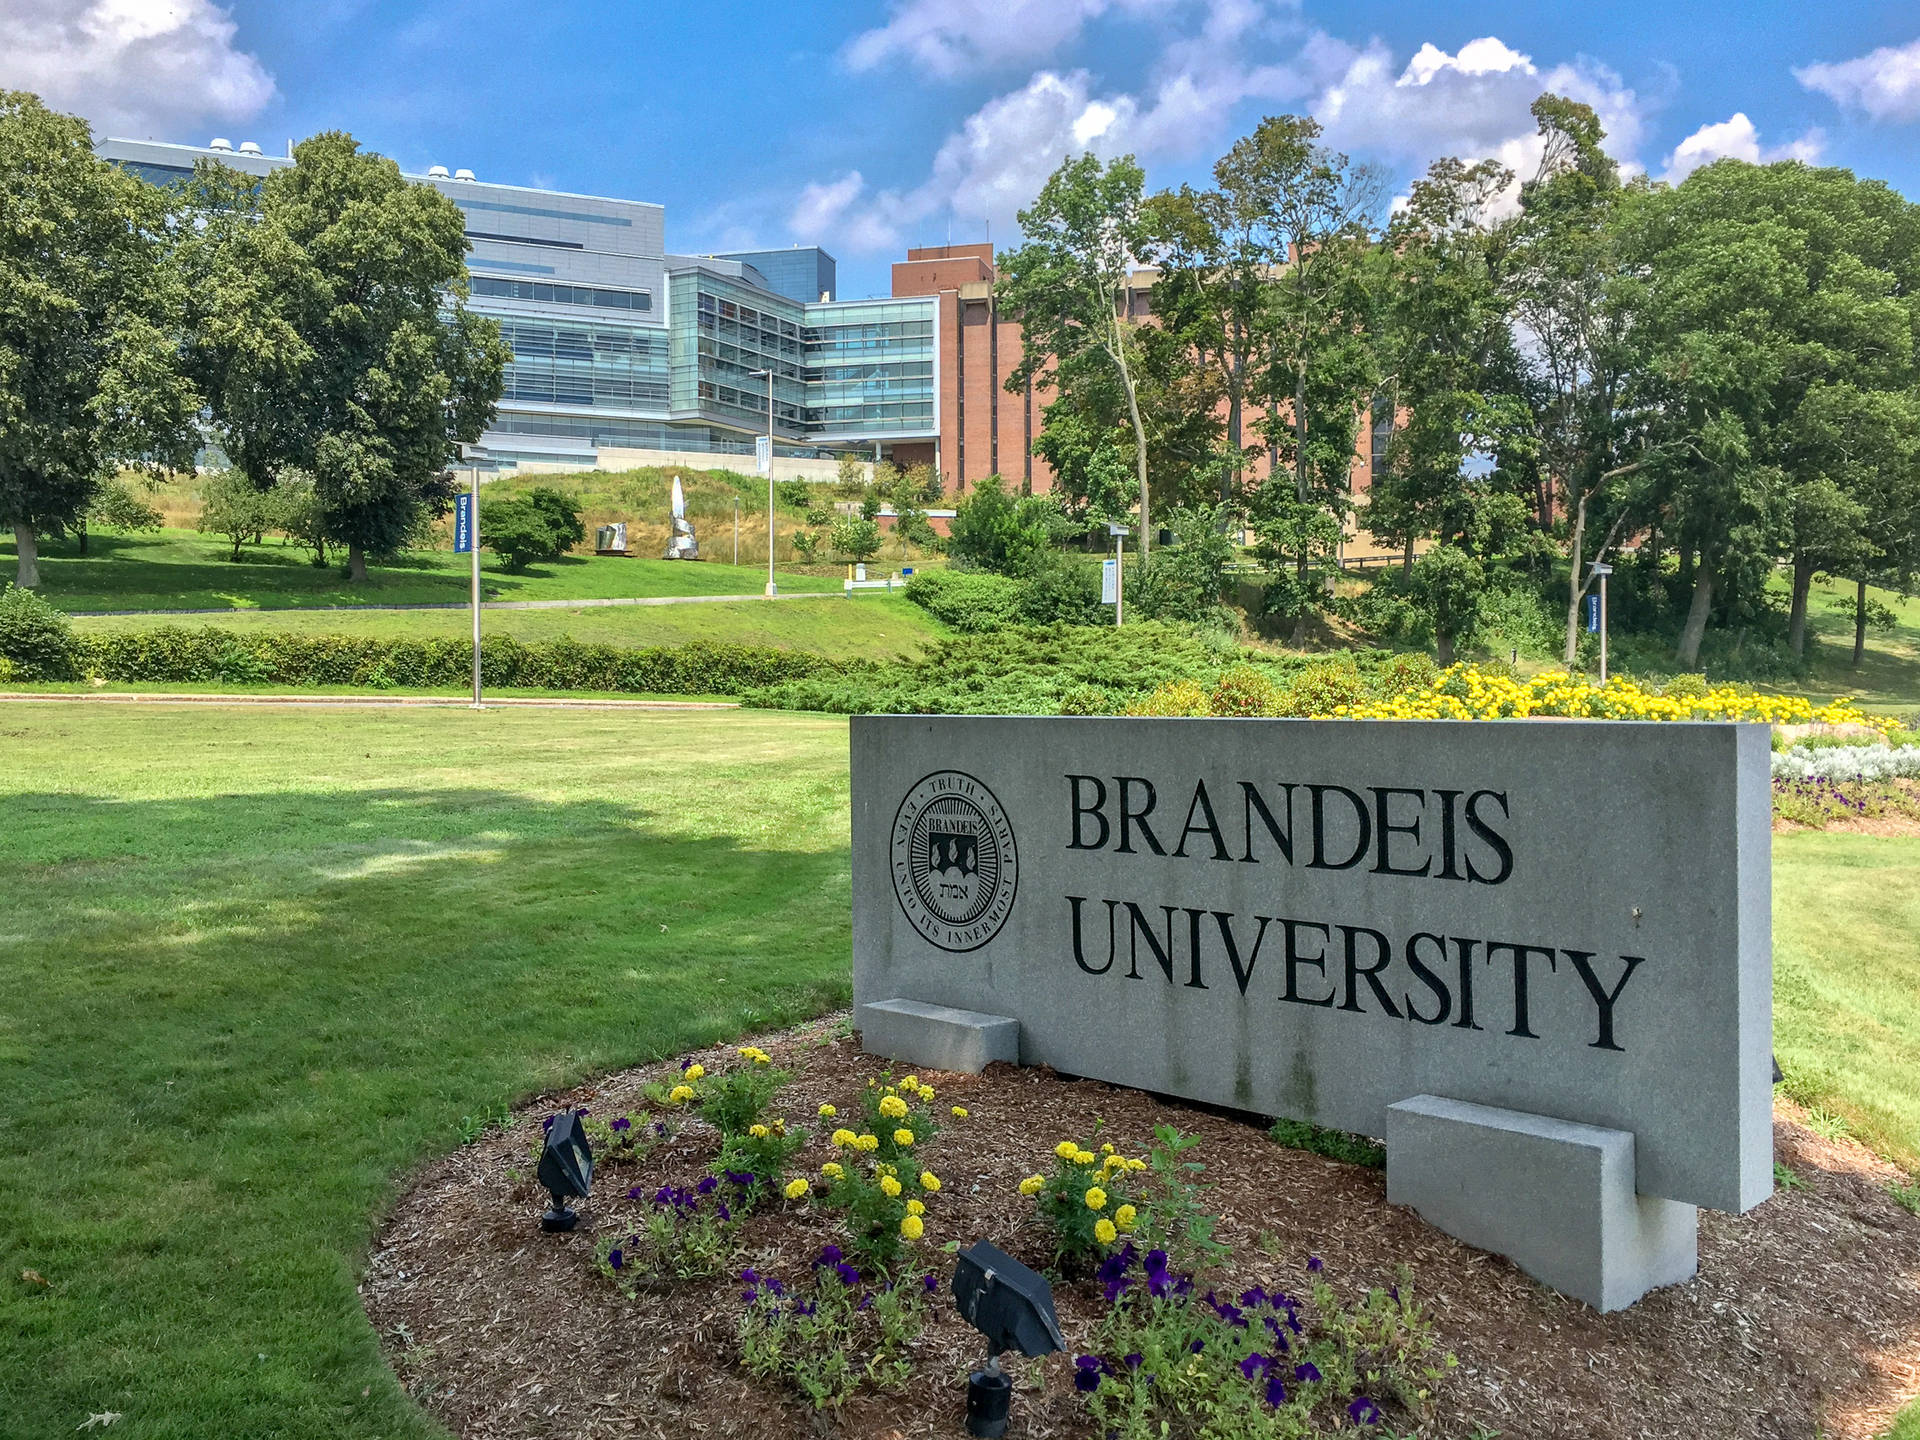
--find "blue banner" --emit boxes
[1586,592,1601,632]
[454,492,474,554]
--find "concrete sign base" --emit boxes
[1384,1094,1698,1311]
[857,998,1020,1075]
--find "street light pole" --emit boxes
[749,367,776,597]
[1593,562,1613,685]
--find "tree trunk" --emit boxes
[1401,532,1414,580]
[347,542,368,582]
[12,525,39,588]
[1563,493,1588,664]
[1108,314,1150,565]
[1436,629,1455,667]
[1854,575,1868,668]
[76,518,89,557]
[1676,563,1715,669]
[1786,553,1814,659]
[311,535,327,568]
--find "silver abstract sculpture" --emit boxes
[663,475,699,559]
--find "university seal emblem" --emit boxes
[890,770,1018,952]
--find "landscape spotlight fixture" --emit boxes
[951,1239,1065,1439]
[536,1110,594,1233]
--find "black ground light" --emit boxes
[536,1111,594,1232]
[952,1240,1066,1439]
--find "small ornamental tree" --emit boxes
[524,486,585,554]
[0,92,199,587]
[480,497,564,572]
[828,516,882,565]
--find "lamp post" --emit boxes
[1108,523,1130,628]
[733,496,740,567]
[748,367,776,597]
[459,443,490,709]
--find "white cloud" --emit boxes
[0,0,274,138]
[1659,112,1825,182]
[844,0,1181,78]
[1309,34,1648,208]
[1796,37,1920,123]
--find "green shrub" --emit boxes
[524,486,586,553]
[1020,552,1106,625]
[1269,1119,1387,1169]
[1279,657,1371,716]
[1663,672,1710,699]
[904,570,1027,632]
[0,584,79,680]
[480,497,566,571]
[66,628,837,696]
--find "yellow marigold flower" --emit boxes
[857,1133,879,1151]
[820,1161,844,1179]
[1094,1218,1118,1245]
[1074,1150,1097,1166]
[784,1178,809,1200]
[830,1128,858,1148]
[1114,1204,1137,1231]
[1126,1158,1146,1172]
[919,1171,941,1192]
[893,1128,916,1147]
[917,1085,935,1102]
[1053,1140,1077,1160]
[879,1173,903,1197]
[906,1198,925,1216]
[1100,1142,1115,1154]
[668,1084,695,1104]
[684,1063,705,1081]
[1085,1186,1108,1210]
[749,1123,770,1138]
[899,1213,924,1241]
[879,1094,909,1119]
[751,1053,771,1065]
[818,1103,837,1117]
[900,1075,919,1089]
[1018,1175,1045,1196]
[951,1106,969,1118]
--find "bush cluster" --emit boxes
[0,624,842,696]
[904,560,1103,633]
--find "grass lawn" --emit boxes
[1,527,843,613]
[1780,575,1920,717]
[0,704,854,1439]
[2,704,1917,1437]
[1774,829,1920,1172]
[68,591,949,662]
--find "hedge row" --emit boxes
[18,626,842,695]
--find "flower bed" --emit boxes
[363,1017,1920,1440]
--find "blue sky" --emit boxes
[7,0,1920,298]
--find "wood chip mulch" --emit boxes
[361,1016,1920,1440]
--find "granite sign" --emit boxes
[851,715,1774,1308]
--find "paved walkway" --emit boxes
[0,691,737,711]
[69,591,848,617]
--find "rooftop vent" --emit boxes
[237,140,262,156]
[453,168,476,181]
[427,165,451,179]
[209,137,233,152]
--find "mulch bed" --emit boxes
[362,1016,1920,1439]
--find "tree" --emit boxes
[480,497,564,572]
[524,486,585,555]
[998,153,1155,561]
[0,92,198,587]
[77,476,164,554]
[945,475,1064,575]
[178,132,509,582]
[827,515,883,565]
[1130,504,1236,625]
[1618,159,1920,666]
[198,469,282,561]
[1406,544,1486,665]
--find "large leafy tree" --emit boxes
[998,153,1155,559]
[1618,159,1920,666]
[0,92,198,587]
[179,132,509,581]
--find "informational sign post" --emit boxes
[1101,558,1118,606]
[454,492,475,554]
[851,715,1774,1307]
[755,435,772,476]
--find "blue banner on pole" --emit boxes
[454,492,474,554]
[1586,592,1601,632]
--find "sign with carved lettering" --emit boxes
[851,716,1774,1214]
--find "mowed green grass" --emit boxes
[1774,829,1920,1172]
[0,704,854,1439]
[2,527,841,612]
[68,591,949,662]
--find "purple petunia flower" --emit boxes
[923,1273,939,1293]
[1294,1362,1321,1383]
[835,1262,861,1287]
[857,1293,874,1311]
[1239,1286,1271,1309]
[607,1248,624,1270]
[651,1121,667,1136]
[679,1057,695,1072]
[652,1184,675,1207]
[1239,1353,1271,1381]
[695,1175,719,1195]
[723,1168,755,1189]
[1123,1353,1144,1370]
[814,1244,844,1268]
[792,1299,817,1317]
[1205,1292,1248,1329]
[765,1277,786,1298]
[1264,1373,1288,1407]
[1348,1396,1382,1426]
[610,1117,631,1133]
[626,1185,644,1200]
[1143,1248,1175,1299]
[541,1115,555,1133]
[1073,1356,1107,1393]
[715,1201,731,1222]
[1307,1255,1323,1273]
[1189,1339,1206,1354]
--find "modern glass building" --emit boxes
[96,137,939,474]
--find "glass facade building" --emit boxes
[96,136,939,471]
